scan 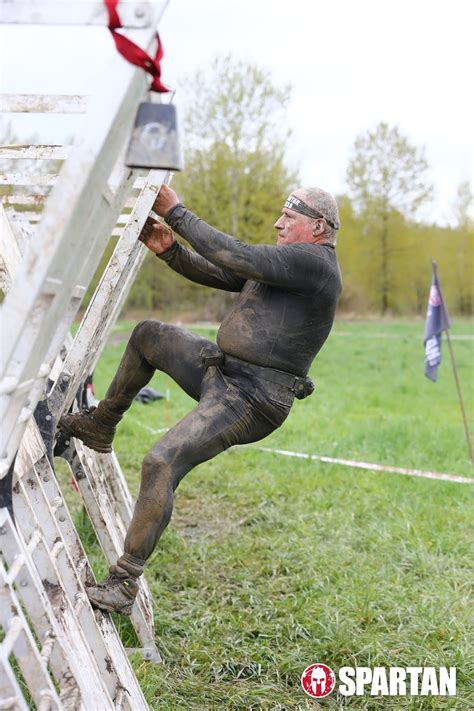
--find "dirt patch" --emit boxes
[43,579,66,611]
[171,492,238,540]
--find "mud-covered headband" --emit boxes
[284,194,339,230]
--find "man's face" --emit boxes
[273,207,314,247]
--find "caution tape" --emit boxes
[133,421,472,484]
[250,447,473,485]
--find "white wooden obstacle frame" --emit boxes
[1,2,173,707]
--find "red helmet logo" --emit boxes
[301,663,336,698]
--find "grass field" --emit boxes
[77,318,473,709]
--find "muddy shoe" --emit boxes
[58,407,116,454]
[86,574,139,616]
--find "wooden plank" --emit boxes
[0,205,23,293]
[0,194,47,206]
[54,169,166,414]
[15,452,151,703]
[0,1,166,28]
[0,510,114,709]
[0,173,149,188]
[0,173,57,186]
[0,144,70,160]
[0,94,88,114]
[0,511,83,708]
[0,575,63,710]
[0,165,137,474]
[66,443,160,662]
[2,211,41,221]
[0,4,168,472]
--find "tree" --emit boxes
[173,54,298,244]
[450,181,474,313]
[126,55,298,317]
[453,179,474,230]
[346,122,433,314]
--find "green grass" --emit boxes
[83,318,473,709]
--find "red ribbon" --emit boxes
[104,0,169,93]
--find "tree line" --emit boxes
[122,56,472,317]
[121,194,472,318]
[1,56,471,317]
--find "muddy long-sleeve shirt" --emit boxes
[160,204,342,377]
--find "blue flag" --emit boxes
[424,267,451,381]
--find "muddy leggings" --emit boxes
[102,320,294,562]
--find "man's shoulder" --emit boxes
[288,242,338,263]
[292,242,335,252]
[290,243,340,288]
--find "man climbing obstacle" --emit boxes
[59,184,342,615]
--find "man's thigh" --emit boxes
[137,321,219,401]
[147,366,278,485]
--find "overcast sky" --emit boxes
[1,0,473,225]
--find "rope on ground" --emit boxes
[247,446,473,485]
[133,421,471,484]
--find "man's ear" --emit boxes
[312,219,324,235]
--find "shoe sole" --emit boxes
[88,595,133,616]
[57,423,112,454]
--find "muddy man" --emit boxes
[59,184,342,615]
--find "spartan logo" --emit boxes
[301,663,336,698]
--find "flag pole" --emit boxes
[433,260,473,464]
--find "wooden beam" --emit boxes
[0,1,166,27]
[0,94,88,114]
[0,145,70,160]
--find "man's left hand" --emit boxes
[139,217,175,255]
[153,184,179,217]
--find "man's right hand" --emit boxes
[138,216,175,255]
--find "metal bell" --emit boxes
[125,102,183,171]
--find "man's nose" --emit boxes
[274,217,283,229]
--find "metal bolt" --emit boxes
[62,375,69,382]
[59,515,66,522]
[45,415,52,421]
[135,5,145,18]
[20,579,28,587]
[43,476,50,483]
[0,525,6,535]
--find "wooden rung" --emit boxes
[4,553,26,584]
[0,616,23,657]
[0,145,70,160]
[26,529,42,554]
[1,195,47,205]
[50,540,65,560]
[0,94,88,114]
[40,632,56,664]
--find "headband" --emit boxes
[284,194,339,230]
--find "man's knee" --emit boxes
[141,449,173,491]
[130,319,164,350]
[142,442,192,494]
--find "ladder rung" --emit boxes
[6,553,26,584]
[50,540,64,560]
[18,406,34,423]
[73,593,87,616]
[0,616,23,657]
[26,529,42,555]
[40,632,56,664]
